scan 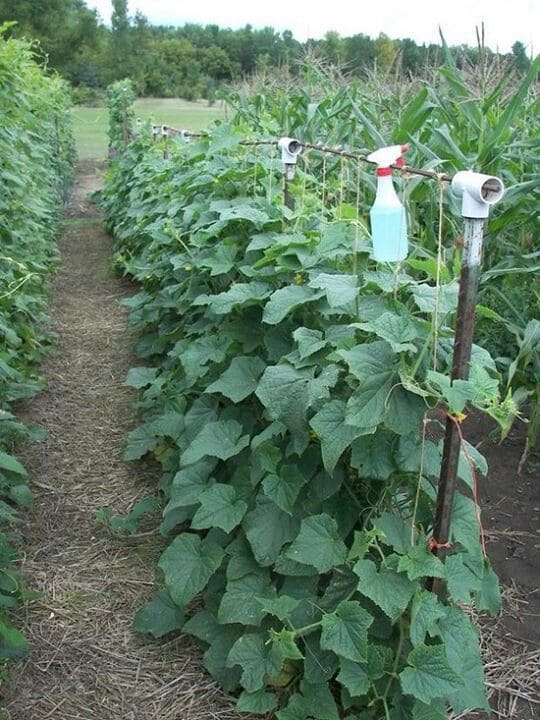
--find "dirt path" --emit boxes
[1,163,236,720]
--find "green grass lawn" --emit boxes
[72,98,227,160]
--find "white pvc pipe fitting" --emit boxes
[278,137,302,179]
[452,171,505,219]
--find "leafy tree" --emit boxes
[399,38,424,76]
[322,31,345,66]
[344,33,376,75]
[110,0,132,79]
[0,0,100,71]
[374,32,396,72]
[511,41,530,73]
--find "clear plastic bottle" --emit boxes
[367,145,409,262]
[369,169,408,262]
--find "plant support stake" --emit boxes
[278,137,302,211]
[429,171,505,597]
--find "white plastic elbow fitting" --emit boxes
[452,171,505,219]
[278,137,303,180]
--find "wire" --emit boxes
[153,125,501,190]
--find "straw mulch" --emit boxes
[0,163,246,720]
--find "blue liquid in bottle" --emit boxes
[370,204,408,262]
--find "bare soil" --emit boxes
[478,419,539,649]
[468,416,539,719]
[0,161,537,719]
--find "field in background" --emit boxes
[72,98,227,159]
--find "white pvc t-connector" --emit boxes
[452,171,505,219]
[278,137,303,180]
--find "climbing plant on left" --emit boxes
[0,23,75,664]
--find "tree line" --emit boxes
[0,0,533,101]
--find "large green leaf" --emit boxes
[191,483,247,533]
[397,544,447,581]
[399,644,464,705]
[218,571,276,625]
[244,496,299,566]
[276,683,340,720]
[257,595,301,622]
[132,590,185,638]
[206,356,266,402]
[262,464,309,515]
[310,400,365,472]
[164,459,216,514]
[263,284,322,324]
[336,659,370,697]
[0,452,27,478]
[0,620,28,660]
[336,644,392,697]
[411,283,458,317]
[350,432,396,480]
[286,514,347,573]
[124,366,157,389]
[373,512,415,554]
[227,632,284,693]
[182,419,250,465]
[293,327,327,359]
[320,600,373,663]
[339,341,396,429]
[237,689,277,714]
[124,424,159,460]
[409,590,446,647]
[158,533,224,606]
[256,364,312,449]
[354,559,415,621]
[203,626,243,692]
[354,311,418,353]
[309,273,358,308]
[194,281,272,314]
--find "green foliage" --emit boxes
[0,0,102,76]
[100,65,526,717]
[0,28,74,663]
[1,1,534,102]
[106,79,135,150]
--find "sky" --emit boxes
[85,0,538,54]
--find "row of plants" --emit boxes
[0,25,75,663]
[229,47,540,460]
[100,62,524,718]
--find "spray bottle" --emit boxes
[367,144,409,262]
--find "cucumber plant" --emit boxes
[101,81,518,719]
[0,26,74,663]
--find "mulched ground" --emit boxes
[0,162,242,720]
[0,161,537,719]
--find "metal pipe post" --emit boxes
[283,172,295,211]
[429,218,484,596]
